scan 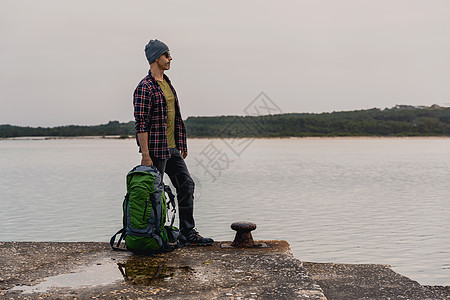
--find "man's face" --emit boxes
[156,52,172,70]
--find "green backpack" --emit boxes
[110,165,181,254]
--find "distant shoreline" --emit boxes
[2,135,450,141]
[2,105,449,138]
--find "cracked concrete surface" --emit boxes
[0,241,448,299]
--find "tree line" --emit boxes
[186,105,450,137]
[1,105,449,138]
[0,121,135,138]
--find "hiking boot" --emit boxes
[182,228,214,246]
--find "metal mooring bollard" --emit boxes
[231,221,257,248]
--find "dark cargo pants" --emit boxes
[150,148,195,233]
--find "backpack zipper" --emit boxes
[143,198,149,221]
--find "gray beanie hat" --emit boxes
[145,39,169,64]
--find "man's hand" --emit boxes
[137,132,152,166]
[141,153,153,166]
[181,150,188,159]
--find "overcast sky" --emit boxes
[1,0,450,127]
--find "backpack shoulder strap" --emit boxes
[110,228,128,251]
[164,185,177,227]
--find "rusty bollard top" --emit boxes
[231,221,257,248]
[231,221,257,232]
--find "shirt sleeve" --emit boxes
[133,83,152,133]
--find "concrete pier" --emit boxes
[0,241,448,299]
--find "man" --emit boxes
[133,39,213,246]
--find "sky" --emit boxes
[1,0,450,127]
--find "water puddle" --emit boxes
[11,256,195,294]
[118,258,193,285]
[11,258,123,294]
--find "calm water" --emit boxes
[0,137,449,286]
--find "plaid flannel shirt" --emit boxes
[133,71,187,159]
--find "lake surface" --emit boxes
[0,137,449,286]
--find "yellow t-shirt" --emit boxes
[157,79,176,149]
